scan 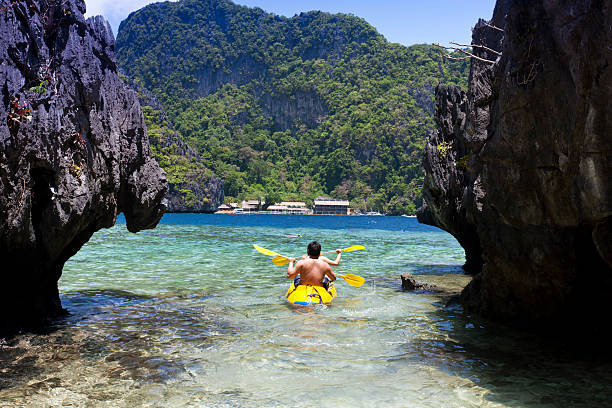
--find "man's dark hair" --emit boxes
[307,241,321,258]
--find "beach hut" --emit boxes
[313,197,350,215]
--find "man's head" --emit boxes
[307,241,321,258]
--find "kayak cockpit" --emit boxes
[285,282,337,305]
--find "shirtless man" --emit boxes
[287,241,341,288]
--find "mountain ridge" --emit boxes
[116,0,469,213]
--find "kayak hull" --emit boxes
[285,282,337,305]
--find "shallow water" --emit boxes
[1,214,611,407]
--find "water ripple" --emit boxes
[2,215,611,407]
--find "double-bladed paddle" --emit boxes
[252,244,366,287]
[271,245,365,266]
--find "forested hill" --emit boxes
[116,0,468,214]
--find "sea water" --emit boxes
[1,214,611,407]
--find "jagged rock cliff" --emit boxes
[0,0,167,333]
[419,0,612,331]
[127,79,224,211]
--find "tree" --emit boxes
[116,0,469,213]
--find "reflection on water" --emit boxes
[1,215,611,407]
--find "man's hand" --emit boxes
[287,258,298,278]
[326,249,342,266]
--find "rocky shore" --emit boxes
[419,0,612,332]
[0,0,167,335]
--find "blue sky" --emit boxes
[84,0,497,46]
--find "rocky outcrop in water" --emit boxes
[0,0,168,334]
[419,0,612,330]
[400,273,437,292]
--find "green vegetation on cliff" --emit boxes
[116,0,468,214]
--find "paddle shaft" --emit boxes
[255,246,365,286]
[273,252,339,265]
[301,245,365,258]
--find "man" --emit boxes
[287,241,341,289]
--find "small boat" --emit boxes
[366,211,385,216]
[285,282,337,305]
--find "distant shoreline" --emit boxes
[165,211,417,217]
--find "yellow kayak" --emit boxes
[285,282,337,305]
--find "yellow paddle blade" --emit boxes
[253,244,281,257]
[321,245,366,255]
[272,255,290,265]
[340,245,365,252]
[338,274,365,287]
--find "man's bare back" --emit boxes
[291,258,335,286]
[287,241,340,287]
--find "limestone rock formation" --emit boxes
[0,0,167,333]
[165,171,224,212]
[420,0,612,331]
[127,79,224,211]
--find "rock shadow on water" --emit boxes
[0,327,86,393]
[397,302,612,407]
[0,289,235,397]
[0,292,119,392]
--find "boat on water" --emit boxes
[365,211,385,216]
[285,282,337,305]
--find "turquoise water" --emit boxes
[1,214,611,407]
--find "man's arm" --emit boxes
[324,264,337,281]
[287,258,300,279]
[321,249,342,266]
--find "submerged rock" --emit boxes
[400,273,437,292]
[0,0,167,334]
[420,0,612,331]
